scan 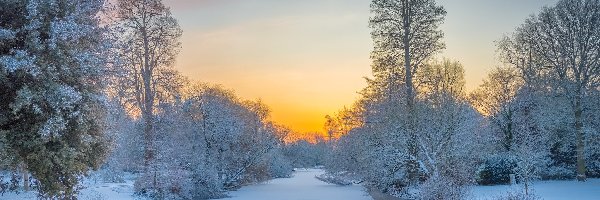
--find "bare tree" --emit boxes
[111,0,183,170]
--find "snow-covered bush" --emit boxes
[267,149,293,178]
[477,155,517,185]
[541,166,575,180]
[417,175,469,200]
[135,169,192,199]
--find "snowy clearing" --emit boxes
[471,178,600,200]
[218,168,373,200]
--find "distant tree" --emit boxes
[0,0,110,198]
[110,0,183,171]
[470,67,524,152]
[324,105,363,140]
[499,0,600,181]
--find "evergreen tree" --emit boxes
[0,0,110,198]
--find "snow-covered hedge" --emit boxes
[477,155,517,185]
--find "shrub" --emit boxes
[541,166,575,180]
[418,175,468,200]
[477,155,517,185]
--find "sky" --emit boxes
[163,0,558,133]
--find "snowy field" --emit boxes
[471,178,600,200]
[219,168,373,200]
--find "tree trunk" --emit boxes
[524,180,529,195]
[402,0,419,183]
[21,163,28,191]
[575,95,586,181]
[141,26,155,172]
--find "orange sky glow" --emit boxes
[164,0,557,134]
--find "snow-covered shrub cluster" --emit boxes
[417,175,469,200]
[102,84,294,199]
[476,154,517,185]
[324,59,483,199]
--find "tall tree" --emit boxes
[0,0,109,198]
[111,0,183,170]
[499,0,600,181]
[370,0,446,106]
[369,0,446,181]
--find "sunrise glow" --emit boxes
[164,0,557,133]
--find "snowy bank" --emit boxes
[471,178,600,200]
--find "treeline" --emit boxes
[323,0,600,199]
[0,0,298,199]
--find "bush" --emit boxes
[418,175,468,200]
[268,151,293,179]
[135,169,225,200]
[586,152,600,178]
[477,155,517,185]
[541,166,575,180]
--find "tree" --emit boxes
[0,0,110,198]
[470,67,524,152]
[369,0,446,180]
[370,0,446,106]
[111,0,183,171]
[499,0,600,181]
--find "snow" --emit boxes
[2,169,373,200]
[219,168,373,200]
[1,173,142,200]
[6,168,597,200]
[471,178,600,200]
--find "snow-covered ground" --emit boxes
[471,178,600,200]
[1,169,371,200]
[219,168,373,200]
[1,173,141,200]
[3,170,598,200]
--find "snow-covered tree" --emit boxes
[110,0,183,171]
[470,67,524,152]
[0,0,110,198]
[369,0,447,182]
[129,83,293,199]
[499,0,600,181]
